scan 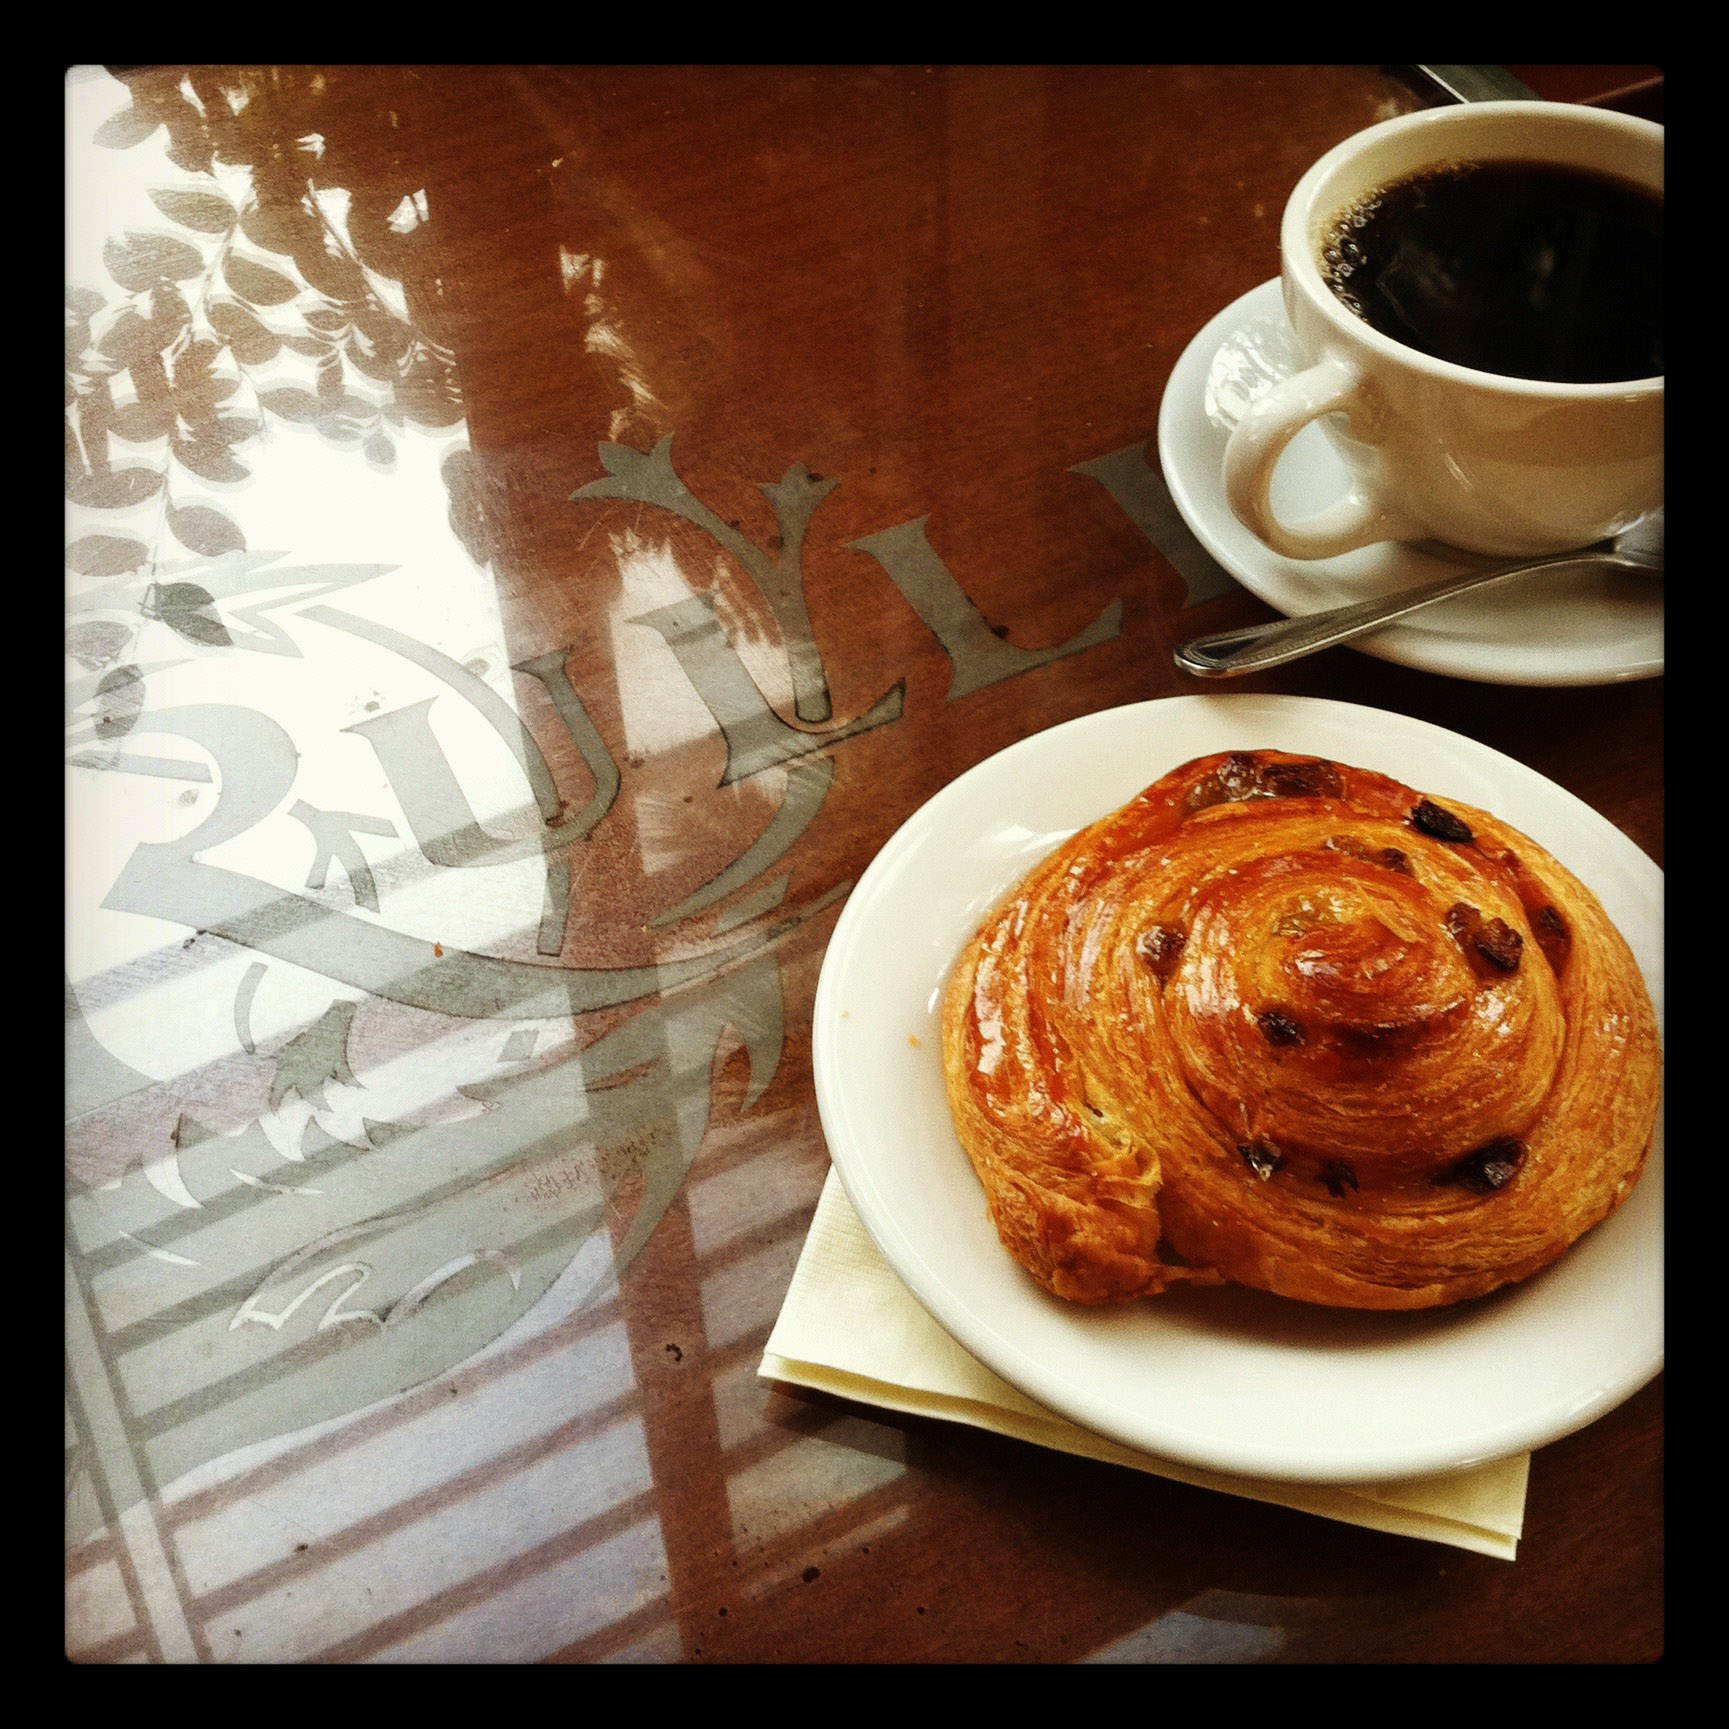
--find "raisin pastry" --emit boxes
[940,750,1660,1310]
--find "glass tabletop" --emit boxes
[65,63,1662,1664]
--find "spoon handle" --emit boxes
[1172,544,1630,678]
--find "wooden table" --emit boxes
[65,64,1661,1664]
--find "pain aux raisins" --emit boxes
[941,746,1660,1311]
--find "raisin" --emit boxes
[1431,1137,1525,1194]
[1318,1159,1359,1198]
[1136,923,1186,977]
[1324,835,1411,874]
[1238,1140,1284,1181]
[1411,799,1474,843]
[1446,902,1524,976]
[1445,902,1481,944]
[1216,753,1261,800]
[1531,902,1571,974]
[1261,758,1345,799]
[1186,754,1257,810]
[1472,918,1523,972]
[1256,1008,1303,1046]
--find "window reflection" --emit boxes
[67,62,909,1664]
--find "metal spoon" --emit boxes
[1172,511,1664,679]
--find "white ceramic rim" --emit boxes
[812,695,1663,1484]
[1282,100,1665,397]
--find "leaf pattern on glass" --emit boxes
[70,64,470,609]
[66,288,105,368]
[298,243,366,303]
[165,503,246,558]
[173,439,251,485]
[204,415,261,445]
[164,338,240,420]
[92,665,147,738]
[108,401,172,444]
[93,104,159,149]
[163,121,214,178]
[66,467,163,509]
[257,387,323,424]
[239,199,310,257]
[147,186,238,234]
[64,618,133,669]
[97,290,192,366]
[208,299,280,364]
[127,352,171,411]
[141,580,233,647]
[442,448,496,567]
[104,231,205,291]
[67,534,152,579]
[223,253,300,306]
[316,412,365,444]
[394,372,465,428]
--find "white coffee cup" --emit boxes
[1223,101,1663,561]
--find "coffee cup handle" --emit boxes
[1223,355,1419,558]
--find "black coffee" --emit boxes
[1319,160,1662,384]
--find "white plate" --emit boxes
[1157,279,1664,688]
[812,695,1663,1483]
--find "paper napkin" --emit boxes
[761,1168,1527,1560]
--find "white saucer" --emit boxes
[1156,279,1664,687]
[811,696,1663,1484]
